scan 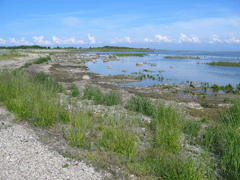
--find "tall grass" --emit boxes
[98,126,136,158]
[200,100,240,179]
[0,70,69,127]
[82,85,121,106]
[126,95,155,117]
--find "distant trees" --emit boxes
[0,45,49,49]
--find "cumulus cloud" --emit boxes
[9,38,33,45]
[226,37,240,43]
[155,34,172,43]
[110,37,131,44]
[33,36,52,45]
[124,37,131,43]
[88,34,96,44]
[179,33,201,43]
[0,38,6,44]
[143,38,153,43]
[52,36,84,44]
[143,38,149,42]
[209,35,222,44]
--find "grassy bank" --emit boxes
[206,61,240,67]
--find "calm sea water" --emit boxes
[85,51,240,87]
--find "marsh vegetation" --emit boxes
[205,61,240,67]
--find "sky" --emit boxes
[0,0,240,51]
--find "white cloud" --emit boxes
[209,35,222,44]
[110,36,132,44]
[52,36,84,44]
[143,38,149,42]
[0,38,6,44]
[226,37,240,43]
[9,38,33,45]
[33,36,52,45]
[179,33,201,43]
[124,37,131,43]
[88,34,96,44]
[155,34,172,43]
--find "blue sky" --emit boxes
[0,0,240,50]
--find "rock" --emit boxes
[82,75,90,80]
[190,81,201,88]
[170,66,173,68]
[197,56,200,59]
[136,62,143,67]
[107,65,112,69]
[143,69,151,72]
[143,62,148,64]
[92,60,97,64]
[122,69,127,73]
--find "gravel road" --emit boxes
[0,107,107,180]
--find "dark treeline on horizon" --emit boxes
[0,45,50,49]
[0,45,151,50]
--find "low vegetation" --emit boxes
[164,56,200,59]
[0,50,27,61]
[115,53,147,57]
[206,61,240,67]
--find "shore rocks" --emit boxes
[136,62,143,67]
[190,81,201,88]
[82,75,90,80]
[143,69,151,72]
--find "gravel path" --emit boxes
[0,107,106,180]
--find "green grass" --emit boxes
[0,52,27,61]
[67,84,80,97]
[0,70,69,127]
[17,56,51,71]
[199,100,240,179]
[82,85,121,106]
[115,53,147,57]
[126,95,155,117]
[206,61,240,67]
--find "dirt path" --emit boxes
[0,107,107,180]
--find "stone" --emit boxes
[107,65,112,69]
[190,81,201,88]
[143,69,151,72]
[122,69,127,73]
[136,62,143,67]
[82,75,90,80]
[170,66,173,68]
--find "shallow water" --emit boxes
[85,51,240,87]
